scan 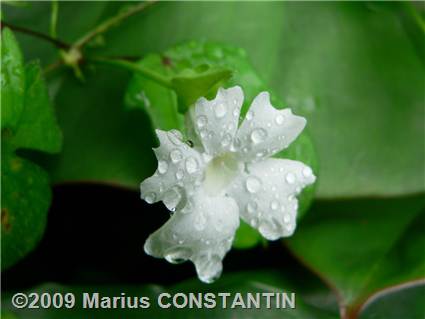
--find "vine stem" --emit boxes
[0,21,70,49]
[50,1,59,39]
[72,0,156,49]
[88,56,172,88]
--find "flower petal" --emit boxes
[144,189,239,283]
[140,129,204,210]
[192,86,244,156]
[235,92,306,161]
[227,158,316,240]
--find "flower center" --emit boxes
[203,153,242,196]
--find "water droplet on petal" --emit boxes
[185,157,199,174]
[275,115,285,125]
[200,129,207,139]
[175,169,184,180]
[214,103,227,118]
[165,247,192,264]
[250,218,258,227]
[196,115,207,128]
[246,176,262,193]
[144,192,156,204]
[246,111,253,121]
[250,128,267,144]
[303,167,312,178]
[158,160,168,174]
[170,149,183,163]
[221,133,232,147]
[286,172,296,184]
[270,200,279,210]
[233,108,239,117]
[246,201,258,214]
[283,214,291,223]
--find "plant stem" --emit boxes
[50,1,59,39]
[88,57,172,88]
[1,21,70,49]
[73,1,156,49]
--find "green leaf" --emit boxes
[124,54,184,131]
[97,1,423,198]
[1,271,338,319]
[359,283,425,319]
[1,148,51,270]
[1,27,25,130]
[41,69,157,186]
[1,30,62,269]
[11,61,62,153]
[286,196,425,314]
[172,66,232,113]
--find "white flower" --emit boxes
[141,86,316,283]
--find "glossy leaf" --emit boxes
[1,148,51,270]
[172,65,232,113]
[359,283,425,319]
[11,61,62,153]
[7,3,423,198]
[1,27,25,130]
[286,196,425,313]
[1,30,62,269]
[101,2,424,198]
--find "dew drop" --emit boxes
[175,169,184,180]
[250,218,258,227]
[214,103,227,118]
[283,214,291,223]
[221,134,232,147]
[164,247,192,264]
[185,157,199,174]
[233,108,239,117]
[246,176,262,193]
[246,201,258,214]
[170,149,183,163]
[275,115,285,125]
[246,111,253,121]
[270,200,279,210]
[200,129,208,139]
[286,172,296,184]
[158,160,168,174]
[144,192,156,204]
[250,128,267,144]
[303,167,312,178]
[196,115,207,128]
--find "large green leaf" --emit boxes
[359,283,425,319]
[1,271,338,319]
[286,196,425,315]
[99,2,424,198]
[1,29,62,269]
[1,149,51,270]
[5,2,423,198]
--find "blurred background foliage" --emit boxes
[1,1,424,319]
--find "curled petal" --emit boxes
[227,158,316,240]
[193,86,244,156]
[144,189,240,283]
[235,92,306,161]
[140,129,204,210]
